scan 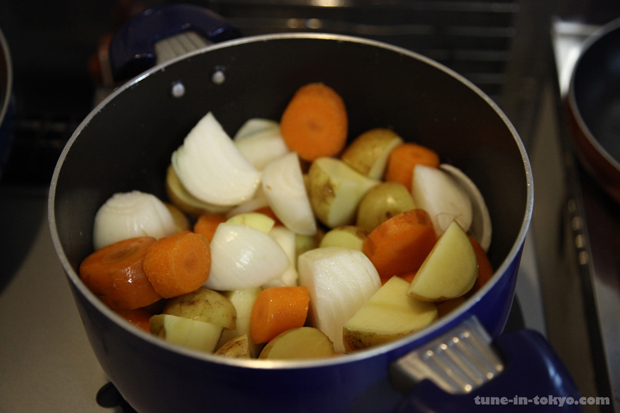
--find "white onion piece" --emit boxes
[234,118,279,142]
[234,121,290,170]
[262,152,317,236]
[93,190,176,250]
[298,247,381,353]
[205,223,289,291]
[412,164,473,238]
[440,164,492,251]
[262,226,299,288]
[171,112,261,206]
[225,186,269,219]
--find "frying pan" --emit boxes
[568,17,620,204]
[49,4,580,412]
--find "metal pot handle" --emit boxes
[109,3,241,83]
[391,316,583,412]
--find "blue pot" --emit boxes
[49,18,580,412]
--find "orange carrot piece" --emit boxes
[468,236,494,295]
[253,206,283,226]
[193,213,227,242]
[79,236,161,310]
[280,83,348,161]
[362,209,436,282]
[142,231,211,299]
[398,272,416,283]
[250,286,310,344]
[385,143,440,191]
[115,308,152,333]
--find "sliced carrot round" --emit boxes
[280,83,348,161]
[143,231,211,299]
[79,236,161,310]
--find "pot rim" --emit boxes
[567,16,620,174]
[0,27,12,127]
[48,32,534,370]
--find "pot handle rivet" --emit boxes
[212,66,226,85]
[171,81,185,98]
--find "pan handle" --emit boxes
[109,4,241,83]
[391,317,583,412]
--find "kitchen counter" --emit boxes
[0,185,110,412]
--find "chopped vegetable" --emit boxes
[150,313,223,353]
[307,157,379,228]
[114,308,153,333]
[362,209,436,281]
[165,164,232,217]
[143,231,212,299]
[205,223,290,291]
[262,152,317,236]
[298,247,381,353]
[467,236,494,295]
[171,112,261,206]
[258,327,334,360]
[253,206,282,226]
[163,287,237,330]
[340,128,404,179]
[79,236,161,309]
[93,190,177,251]
[263,226,299,288]
[215,334,252,358]
[384,143,440,191]
[233,119,291,170]
[280,83,348,161]
[164,203,190,233]
[440,163,492,251]
[412,164,473,238]
[193,213,227,242]
[407,221,478,302]
[250,286,310,344]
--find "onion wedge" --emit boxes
[205,223,289,291]
[93,190,177,250]
[440,164,492,251]
[262,152,317,236]
[412,164,472,238]
[171,112,261,206]
[262,226,299,288]
[233,119,290,170]
[298,247,381,353]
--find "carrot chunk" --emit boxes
[280,83,348,161]
[79,236,161,310]
[385,143,440,191]
[193,213,227,242]
[467,236,494,295]
[114,308,153,333]
[250,286,310,344]
[362,209,436,281]
[143,231,211,299]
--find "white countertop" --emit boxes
[0,186,110,412]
